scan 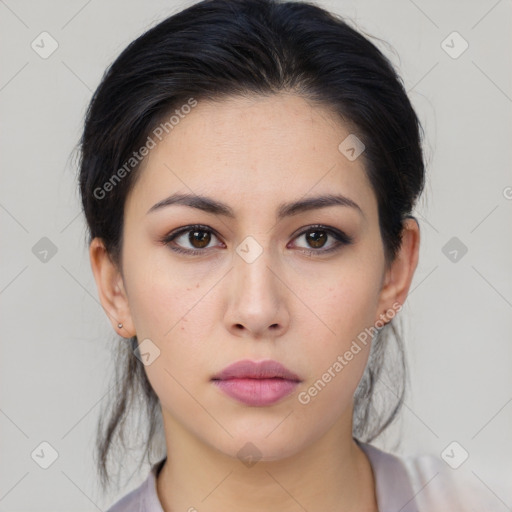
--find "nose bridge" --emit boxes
[234,235,279,303]
[226,234,287,334]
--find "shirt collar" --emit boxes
[355,438,419,512]
[146,440,418,512]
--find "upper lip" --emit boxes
[212,359,301,381]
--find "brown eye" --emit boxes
[293,225,353,255]
[162,225,223,255]
[188,229,211,248]
[305,230,327,249]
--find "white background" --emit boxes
[1,0,511,510]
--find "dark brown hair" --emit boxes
[78,0,425,493]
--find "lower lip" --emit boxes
[212,378,299,406]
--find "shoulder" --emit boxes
[105,459,165,512]
[403,453,499,511]
[106,484,143,512]
[361,443,495,512]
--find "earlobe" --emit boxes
[375,217,420,325]
[89,238,136,338]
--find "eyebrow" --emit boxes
[147,192,364,220]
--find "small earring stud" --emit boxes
[118,323,123,329]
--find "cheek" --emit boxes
[294,279,378,423]
[295,260,382,401]
[122,241,212,341]
[330,282,380,342]
[124,260,213,411]
[308,266,382,350]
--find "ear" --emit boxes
[89,237,136,338]
[375,217,420,324]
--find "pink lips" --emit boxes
[211,359,301,406]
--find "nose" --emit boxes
[224,244,290,339]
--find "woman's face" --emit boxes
[100,93,417,461]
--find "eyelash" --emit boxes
[160,224,354,257]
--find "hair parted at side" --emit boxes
[78,0,425,493]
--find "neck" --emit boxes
[156,411,377,512]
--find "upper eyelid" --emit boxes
[169,225,221,240]
[168,224,339,237]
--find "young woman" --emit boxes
[79,0,493,510]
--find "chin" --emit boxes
[206,428,311,465]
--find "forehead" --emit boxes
[126,93,377,220]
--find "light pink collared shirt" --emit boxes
[106,439,496,511]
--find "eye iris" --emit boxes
[190,230,211,248]
[306,230,326,248]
